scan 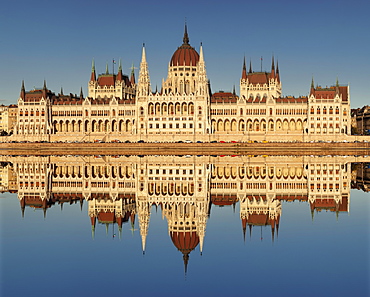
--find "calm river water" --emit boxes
[1,155,369,297]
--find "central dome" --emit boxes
[170,25,199,67]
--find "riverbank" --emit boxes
[1,141,369,156]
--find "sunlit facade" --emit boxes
[12,25,352,143]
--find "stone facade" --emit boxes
[11,26,355,143]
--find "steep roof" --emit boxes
[211,92,238,103]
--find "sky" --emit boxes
[1,0,369,108]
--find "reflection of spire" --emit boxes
[119,225,122,240]
[199,233,204,254]
[183,253,189,276]
[91,216,96,239]
[137,199,150,254]
[105,223,109,236]
[92,225,95,240]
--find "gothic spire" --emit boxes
[80,87,84,99]
[271,55,275,78]
[118,58,122,72]
[20,80,25,99]
[117,59,123,81]
[183,22,189,45]
[141,43,147,63]
[90,59,96,81]
[105,63,109,75]
[60,86,64,96]
[249,60,252,73]
[130,62,136,85]
[242,56,247,79]
[199,42,204,63]
[138,43,151,96]
[42,80,47,98]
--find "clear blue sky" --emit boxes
[1,0,369,108]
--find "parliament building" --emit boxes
[13,25,351,143]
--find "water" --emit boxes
[1,155,369,297]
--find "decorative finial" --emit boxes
[91,58,95,72]
[183,22,189,45]
[118,59,122,72]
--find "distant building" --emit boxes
[12,25,356,142]
[0,105,8,133]
[352,105,370,135]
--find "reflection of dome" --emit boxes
[171,231,199,254]
[170,231,200,275]
[170,24,199,67]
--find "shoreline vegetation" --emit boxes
[2,141,369,156]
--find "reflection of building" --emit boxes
[88,193,136,239]
[352,105,370,135]
[351,162,370,192]
[12,25,354,143]
[4,155,362,268]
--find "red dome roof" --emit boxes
[170,25,199,67]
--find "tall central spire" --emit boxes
[183,22,189,45]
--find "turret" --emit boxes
[310,76,315,96]
[90,59,96,81]
[242,56,247,80]
[270,56,275,78]
[130,62,136,85]
[20,80,25,99]
[80,87,84,99]
[117,59,123,81]
[42,80,47,98]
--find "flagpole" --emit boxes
[260,56,263,72]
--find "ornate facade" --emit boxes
[12,25,353,142]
